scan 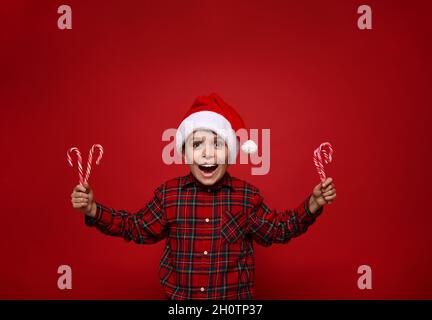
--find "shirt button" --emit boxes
[200,287,205,292]
[204,250,208,255]
[205,218,210,223]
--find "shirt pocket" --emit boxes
[221,209,247,244]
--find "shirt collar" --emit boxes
[180,170,234,191]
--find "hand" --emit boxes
[71,182,96,217]
[310,177,337,209]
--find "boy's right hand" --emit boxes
[71,182,96,218]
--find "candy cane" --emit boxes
[67,147,83,185]
[84,144,104,184]
[67,144,104,185]
[313,142,334,182]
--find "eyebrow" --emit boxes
[192,136,222,141]
[192,137,204,142]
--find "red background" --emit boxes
[1,0,431,299]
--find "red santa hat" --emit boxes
[175,93,258,164]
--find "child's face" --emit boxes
[183,130,229,186]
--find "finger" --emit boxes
[74,184,86,193]
[72,198,88,204]
[83,182,91,193]
[324,194,336,201]
[322,177,333,188]
[313,187,323,197]
[72,202,86,209]
[72,202,87,209]
[322,189,335,197]
[323,184,335,193]
[72,192,89,199]
[74,197,89,202]
[321,177,333,188]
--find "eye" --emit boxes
[215,140,224,148]
[193,141,202,148]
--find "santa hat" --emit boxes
[175,93,258,164]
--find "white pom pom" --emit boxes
[241,140,258,153]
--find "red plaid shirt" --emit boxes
[85,171,324,300]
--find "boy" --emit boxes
[70,93,337,300]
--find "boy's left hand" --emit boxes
[311,177,337,207]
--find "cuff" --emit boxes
[84,202,103,227]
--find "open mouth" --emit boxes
[198,164,219,174]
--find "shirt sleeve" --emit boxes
[84,186,167,244]
[248,192,324,247]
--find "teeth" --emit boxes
[201,164,217,167]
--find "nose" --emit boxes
[202,142,215,159]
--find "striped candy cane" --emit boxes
[67,144,104,185]
[313,142,334,182]
[67,147,84,185]
[84,144,104,184]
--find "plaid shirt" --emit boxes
[85,171,324,300]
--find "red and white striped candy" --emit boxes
[67,147,84,185]
[67,144,104,185]
[313,142,334,182]
[84,144,103,184]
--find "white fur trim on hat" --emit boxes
[176,111,239,164]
